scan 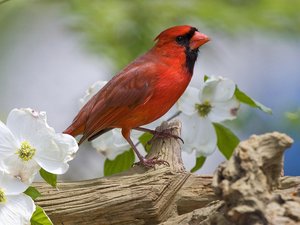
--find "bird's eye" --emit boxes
[176,35,184,43]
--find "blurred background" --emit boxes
[0,0,299,180]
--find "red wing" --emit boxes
[79,61,160,143]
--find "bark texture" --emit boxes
[34,120,299,225]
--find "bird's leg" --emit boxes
[134,127,184,144]
[121,128,169,168]
[127,136,169,167]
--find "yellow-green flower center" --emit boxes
[195,101,212,117]
[17,141,36,161]
[0,188,6,203]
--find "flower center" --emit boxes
[195,101,212,117]
[0,188,6,203]
[17,141,36,161]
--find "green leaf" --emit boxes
[213,123,240,160]
[138,132,153,153]
[234,86,272,114]
[24,186,41,200]
[286,110,300,122]
[39,168,57,188]
[204,75,209,82]
[104,149,135,176]
[190,156,206,173]
[31,205,53,225]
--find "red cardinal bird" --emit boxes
[64,25,209,167]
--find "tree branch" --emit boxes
[34,121,298,225]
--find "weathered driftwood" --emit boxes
[34,120,299,225]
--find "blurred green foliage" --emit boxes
[55,0,300,69]
[286,109,300,127]
[1,0,299,69]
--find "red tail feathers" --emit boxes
[63,124,84,137]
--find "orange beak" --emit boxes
[190,31,210,49]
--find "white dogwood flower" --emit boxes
[177,76,240,156]
[0,108,78,184]
[0,171,35,225]
[91,129,132,160]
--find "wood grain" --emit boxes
[34,120,299,225]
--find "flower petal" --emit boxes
[177,86,199,116]
[0,154,40,185]
[0,171,28,195]
[181,115,217,156]
[52,133,79,163]
[6,108,55,144]
[180,114,202,153]
[0,121,18,159]
[36,158,68,175]
[112,129,131,149]
[209,97,240,122]
[202,76,236,102]
[34,133,78,174]
[0,194,35,225]
[92,130,130,160]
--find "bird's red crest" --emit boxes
[154,25,195,41]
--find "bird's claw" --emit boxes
[147,128,184,145]
[134,157,170,168]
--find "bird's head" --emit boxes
[153,25,210,74]
[154,25,210,51]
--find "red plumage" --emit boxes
[64,25,209,166]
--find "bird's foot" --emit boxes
[147,128,184,145]
[135,156,170,168]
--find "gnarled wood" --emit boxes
[34,121,299,225]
